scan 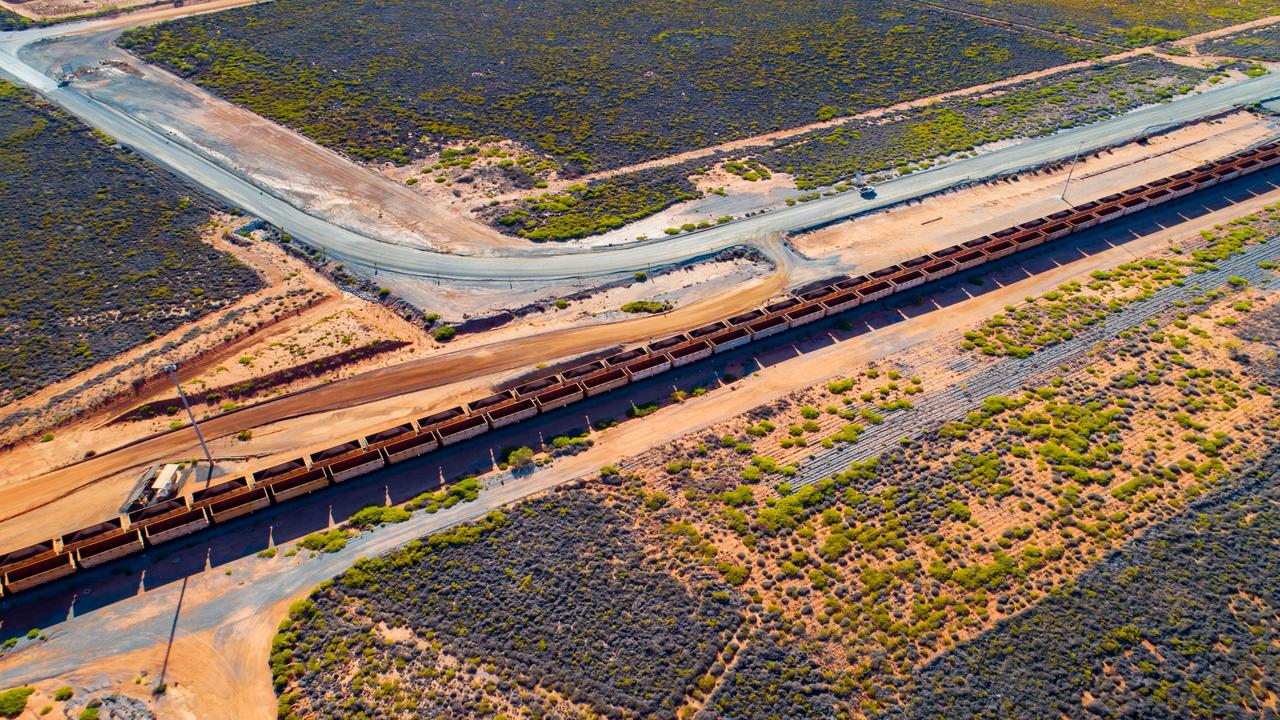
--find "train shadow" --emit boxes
[2,167,1277,638]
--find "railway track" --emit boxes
[2,143,1278,597]
[791,238,1280,486]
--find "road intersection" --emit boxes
[4,14,1280,281]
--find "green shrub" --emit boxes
[644,492,670,510]
[349,505,412,529]
[0,688,34,718]
[298,528,349,553]
[505,446,536,470]
[620,300,671,314]
[720,485,755,507]
[717,562,749,586]
[405,477,483,513]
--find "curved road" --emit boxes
[4,17,1280,280]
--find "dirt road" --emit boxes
[486,20,1280,199]
[20,29,515,256]
[4,177,1280,720]
[1,110,1275,547]
[794,112,1276,264]
[0,268,788,547]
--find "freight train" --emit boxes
[3,143,1277,597]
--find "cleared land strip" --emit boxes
[791,239,1280,485]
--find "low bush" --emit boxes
[275,491,742,718]
[621,300,671,314]
[0,687,33,718]
[0,80,261,400]
[347,505,411,529]
[297,528,349,553]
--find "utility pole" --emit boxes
[164,364,214,486]
[1060,141,1085,202]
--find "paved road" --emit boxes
[4,18,1280,281]
[6,181,1280,690]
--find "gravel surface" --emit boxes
[792,237,1280,485]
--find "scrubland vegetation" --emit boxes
[628,253,1278,716]
[621,300,673,314]
[1200,23,1280,59]
[963,205,1280,358]
[905,447,1280,718]
[487,166,701,241]
[0,687,33,717]
[275,215,1280,716]
[760,57,1207,189]
[0,80,261,402]
[275,494,743,719]
[696,638,839,719]
[121,0,1092,171]
[486,56,1207,239]
[963,256,1185,357]
[941,0,1280,44]
[0,8,31,30]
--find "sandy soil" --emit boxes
[41,253,771,447]
[23,28,519,257]
[151,592,289,720]
[0,218,330,447]
[435,255,774,337]
[0,561,294,720]
[374,244,780,319]
[0,0,260,24]
[792,112,1275,267]
[1177,15,1280,49]
[6,178,1278,720]
[0,0,156,21]
[120,302,421,433]
[379,138,558,212]
[0,254,793,551]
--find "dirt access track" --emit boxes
[0,267,790,550]
[794,112,1277,267]
[0,114,1274,552]
[17,24,515,255]
[4,169,1280,720]
[8,9,1280,285]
